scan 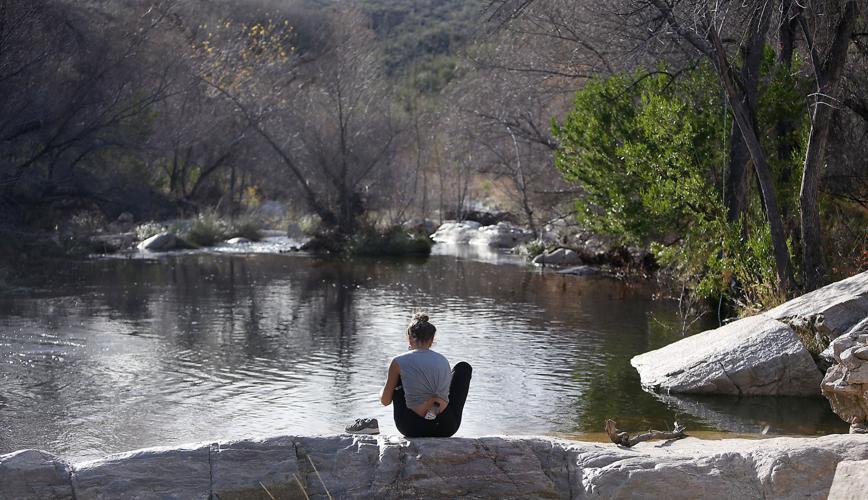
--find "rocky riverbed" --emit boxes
[2,433,867,499]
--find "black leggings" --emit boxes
[392,361,472,438]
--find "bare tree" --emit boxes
[291,6,402,234]
[796,0,860,290]
[192,5,403,237]
[1,0,180,221]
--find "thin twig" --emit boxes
[293,473,311,500]
[259,481,277,500]
[308,456,333,500]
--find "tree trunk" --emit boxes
[648,0,793,291]
[726,126,751,223]
[799,0,859,291]
[709,11,793,292]
[725,18,764,223]
[776,0,800,179]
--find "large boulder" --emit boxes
[631,315,823,396]
[532,247,582,266]
[469,222,534,248]
[210,436,302,498]
[6,434,868,499]
[136,232,178,252]
[0,449,73,500]
[430,221,482,244]
[828,459,868,500]
[71,443,211,499]
[631,271,868,398]
[768,270,868,341]
[821,320,868,433]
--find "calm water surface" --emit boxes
[0,244,846,460]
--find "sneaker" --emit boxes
[345,418,379,435]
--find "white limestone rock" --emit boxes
[828,459,868,500]
[468,222,534,248]
[71,443,210,500]
[430,221,482,244]
[136,232,178,252]
[6,434,868,499]
[768,271,868,337]
[631,272,868,398]
[631,315,823,396]
[822,324,868,430]
[0,449,73,500]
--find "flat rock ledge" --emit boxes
[631,270,868,397]
[3,434,868,499]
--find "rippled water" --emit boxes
[0,245,846,460]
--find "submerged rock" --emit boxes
[557,265,609,278]
[532,247,582,266]
[88,233,134,254]
[647,392,845,434]
[3,434,868,499]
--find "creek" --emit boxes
[0,244,845,460]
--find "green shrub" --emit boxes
[227,216,262,241]
[306,223,433,256]
[185,212,229,247]
[524,240,547,258]
[346,225,433,256]
[553,61,807,315]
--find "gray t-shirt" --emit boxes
[392,349,452,408]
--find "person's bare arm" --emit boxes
[379,360,400,406]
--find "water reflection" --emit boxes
[0,251,846,461]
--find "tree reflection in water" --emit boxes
[0,252,846,460]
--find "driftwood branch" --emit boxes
[605,419,687,447]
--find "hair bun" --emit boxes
[414,313,429,323]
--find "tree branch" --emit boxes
[605,419,687,447]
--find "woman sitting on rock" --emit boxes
[352,313,472,437]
